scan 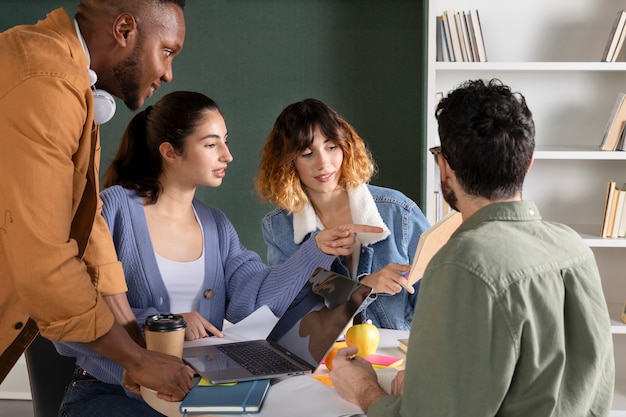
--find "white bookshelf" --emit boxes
[427,1,626,415]
[436,62,626,71]
[0,354,31,400]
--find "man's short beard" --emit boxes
[112,43,144,110]
[441,178,459,212]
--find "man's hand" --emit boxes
[315,224,384,256]
[329,346,387,412]
[360,263,414,295]
[86,321,195,402]
[121,349,195,401]
[391,370,405,395]
[100,293,196,401]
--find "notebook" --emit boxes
[184,267,372,384]
[406,210,462,285]
[180,378,270,415]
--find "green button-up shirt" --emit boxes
[370,201,614,417]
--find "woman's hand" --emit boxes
[360,263,414,295]
[179,312,224,340]
[315,224,384,256]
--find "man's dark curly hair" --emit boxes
[435,78,535,200]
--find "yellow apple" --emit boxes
[345,321,380,357]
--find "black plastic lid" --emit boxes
[144,314,187,332]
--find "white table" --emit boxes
[144,328,409,417]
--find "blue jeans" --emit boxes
[59,366,165,417]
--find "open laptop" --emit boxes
[183,267,372,383]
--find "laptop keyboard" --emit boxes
[216,342,303,376]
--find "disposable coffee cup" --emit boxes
[144,314,187,359]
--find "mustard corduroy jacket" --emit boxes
[0,8,126,380]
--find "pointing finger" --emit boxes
[345,224,384,234]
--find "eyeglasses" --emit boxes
[429,146,442,163]
[429,145,454,169]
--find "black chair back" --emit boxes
[25,335,75,417]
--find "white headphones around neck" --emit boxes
[88,69,116,125]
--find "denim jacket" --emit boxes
[262,184,430,330]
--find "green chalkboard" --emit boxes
[1,0,426,257]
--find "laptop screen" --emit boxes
[266,268,372,368]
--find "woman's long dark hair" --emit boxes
[103,91,220,204]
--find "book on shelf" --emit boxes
[599,92,626,151]
[436,15,448,62]
[613,17,626,62]
[454,11,470,62]
[443,9,463,62]
[180,378,271,415]
[437,9,487,62]
[600,181,626,238]
[469,9,487,62]
[463,10,479,62]
[618,184,626,237]
[617,123,626,151]
[622,302,626,324]
[609,188,626,237]
[601,181,617,237]
[601,10,626,62]
[440,13,454,61]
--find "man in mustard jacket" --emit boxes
[0,0,195,402]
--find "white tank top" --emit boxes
[155,208,205,314]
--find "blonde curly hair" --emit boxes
[255,99,375,213]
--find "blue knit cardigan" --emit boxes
[55,185,335,388]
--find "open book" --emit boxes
[406,211,463,286]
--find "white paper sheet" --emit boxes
[183,305,279,349]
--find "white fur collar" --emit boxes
[292,184,391,246]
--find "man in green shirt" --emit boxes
[330,79,615,416]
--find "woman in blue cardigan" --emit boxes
[54,91,380,417]
[255,99,430,331]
